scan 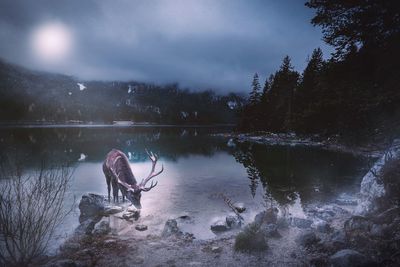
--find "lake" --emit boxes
[0,126,369,251]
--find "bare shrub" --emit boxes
[0,160,74,266]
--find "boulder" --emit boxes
[226,215,242,228]
[211,220,230,232]
[78,194,105,223]
[329,249,374,267]
[296,231,320,247]
[74,217,101,235]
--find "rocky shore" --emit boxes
[41,139,400,267]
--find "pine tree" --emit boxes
[249,73,261,105]
[294,48,325,131]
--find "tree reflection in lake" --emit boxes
[232,141,368,210]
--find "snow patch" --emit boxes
[78,153,87,161]
[227,101,237,110]
[77,83,86,91]
[180,111,189,118]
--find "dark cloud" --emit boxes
[0,0,332,92]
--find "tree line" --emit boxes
[239,0,400,139]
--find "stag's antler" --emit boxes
[139,149,164,191]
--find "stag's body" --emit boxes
[103,149,136,202]
[103,149,163,209]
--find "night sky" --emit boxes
[0,0,332,92]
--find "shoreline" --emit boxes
[217,131,388,158]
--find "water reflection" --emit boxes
[0,126,368,242]
[232,142,368,208]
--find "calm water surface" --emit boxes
[0,126,368,249]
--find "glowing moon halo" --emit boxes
[31,22,73,63]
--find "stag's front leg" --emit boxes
[112,180,119,203]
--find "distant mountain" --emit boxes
[0,59,245,124]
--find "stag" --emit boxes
[102,149,163,209]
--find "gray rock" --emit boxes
[75,217,101,235]
[226,215,242,228]
[211,220,229,232]
[260,223,281,238]
[162,219,182,237]
[92,221,111,235]
[296,231,320,247]
[135,224,148,231]
[122,210,139,220]
[103,206,123,215]
[291,217,313,229]
[211,246,222,253]
[177,212,191,220]
[330,249,373,267]
[233,203,246,213]
[78,194,105,223]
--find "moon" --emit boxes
[31,22,73,63]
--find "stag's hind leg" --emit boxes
[112,179,119,203]
[103,164,112,202]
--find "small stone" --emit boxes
[210,220,229,232]
[211,246,222,253]
[122,210,139,220]
[233,203,246,213]
[177,212,191,220]
[135,224,148,231]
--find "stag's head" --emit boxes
[118,149,163,209]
